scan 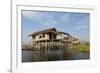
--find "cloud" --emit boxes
[75,25,88,30]
[23,11,59,28]
[22,11,38,18]
[22,11,90,31]
[73,14,89,30]
[23,11,70,24]
[58,14,71,24]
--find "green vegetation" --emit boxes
[73,42,90,53]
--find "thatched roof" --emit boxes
[29,28,71,37]
[29,28,57,37]
[58,31,70,36]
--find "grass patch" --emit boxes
[73,43,90,53]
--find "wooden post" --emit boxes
[52,33,53,50]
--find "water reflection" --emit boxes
[22,49,89,62]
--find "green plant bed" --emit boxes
[74,43,90,53]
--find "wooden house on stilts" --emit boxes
[29,28,80,51]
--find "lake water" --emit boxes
[22,49,90,62]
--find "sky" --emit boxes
[22,10,90,45]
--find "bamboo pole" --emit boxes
[52,33,53,51]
